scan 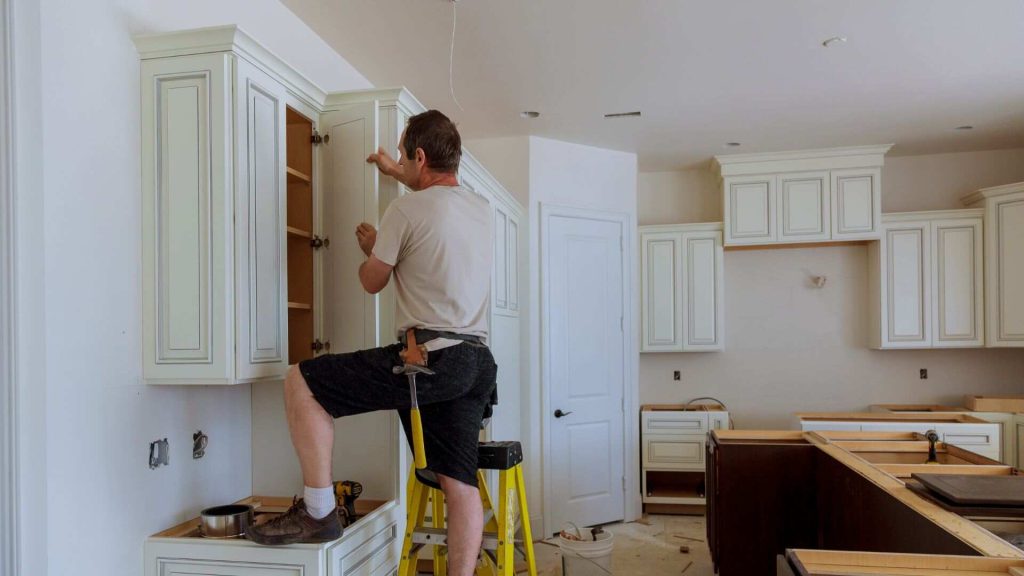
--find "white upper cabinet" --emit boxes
[832,168,881,239]
[778,171,830,242]
[138,36,291,384]
[869,210,984,349]
[963,182,1024,347]
[640,224,724,352]
[714,145,891,247]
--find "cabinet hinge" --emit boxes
[619,235,624,252]
[621,397,625,413]
[622,476,626,491]
[620,316,624,332]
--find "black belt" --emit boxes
[398,328,484,347]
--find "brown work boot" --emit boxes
[247,497,342,545]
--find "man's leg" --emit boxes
[437,473,484,576]
[284,364,334,488]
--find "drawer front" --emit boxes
[642,411,708,435]
[643,435,705,469]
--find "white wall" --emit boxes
[638,148,1024,429]
[15,1,370,574]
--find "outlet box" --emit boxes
[673,370,681,381]
[149,438,169,469]
[920,368,928,380]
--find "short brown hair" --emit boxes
[403,110,461,173]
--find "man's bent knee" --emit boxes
[437,473,478,496]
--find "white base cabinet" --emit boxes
[640,224,724,352]
[798,418,1001,461]
[963,182,1024,347]
[146,502,401,576]
[641,407,728,508]
[868,210,985,349]
[713,145,891,247]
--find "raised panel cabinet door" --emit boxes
[234,57,289,381]
[141,53,233,384]
[682,232,724,351]
[988,195,1024,346]
[884,224,931,347]
[507,214,520,313]
[493,204,509,311]
[642,434,705,469]
[640,231,683,352]
[832,168,881,239]
[931,218,984,347]
[320,102,381,354]
[724,176,775,244]
[778,171,831,242]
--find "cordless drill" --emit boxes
[334,480,363,526]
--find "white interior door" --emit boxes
[543,209,625,531]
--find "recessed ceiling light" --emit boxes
[520,111,540,119]
[822,36,847,48]
[604,111,642,119]
[724,142,742,148]
[955,125,974,130]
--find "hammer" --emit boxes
[394,329,432,470]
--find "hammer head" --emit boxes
[392,363,435,376]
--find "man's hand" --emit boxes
[355,223,377,257]
[366,147,402,180]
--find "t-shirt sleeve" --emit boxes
[372,204,409,266]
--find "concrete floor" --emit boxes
[532,514,714,576]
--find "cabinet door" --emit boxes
[682,232,724,350]
[778,171,831,242]
[831,168,881,239]
[882,224,931,347]
[320,102,381,353]
[931,218,984,347]
[507,213,519,313]
[142,54,233,384]
[493,204,509,311]
[233,58,289,381]
[724,176,775,245]
[640,231,683,352]
[986,193,1024,346]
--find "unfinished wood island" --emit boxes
[706,429,1024,576]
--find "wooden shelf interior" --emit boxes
[646,470,706,499]
[287,107,315,365]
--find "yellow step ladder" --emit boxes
[398,441,537,576]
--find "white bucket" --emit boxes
[559,530,614,575]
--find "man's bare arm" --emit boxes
[359,256,393,294]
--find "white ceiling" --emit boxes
[281,0,1024,171]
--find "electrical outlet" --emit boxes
[673,370,681,381]
[149,438,169,469]
[920,368,928,380]
[193,430,208,459]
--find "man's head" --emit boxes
[397,110,462,190]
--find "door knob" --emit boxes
[554,409,573,418]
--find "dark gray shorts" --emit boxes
[298,341,498,489]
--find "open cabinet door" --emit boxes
[319,102,380,354]
[319,102,399,501]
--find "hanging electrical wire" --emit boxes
[448,0,465,112]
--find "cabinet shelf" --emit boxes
[287,226,312,239]
[287,166,312,183]
[288,301,312,310]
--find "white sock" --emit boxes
[304,485,335,520]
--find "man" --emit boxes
[248,110,496,576]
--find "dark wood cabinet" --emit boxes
[707,433,818,575]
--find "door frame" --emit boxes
[1,0,18,573]
[539,203,639,536]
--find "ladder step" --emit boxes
[411,527,525,552]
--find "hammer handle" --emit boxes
[411,408,427,469]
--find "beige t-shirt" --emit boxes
[372,185,492,344]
